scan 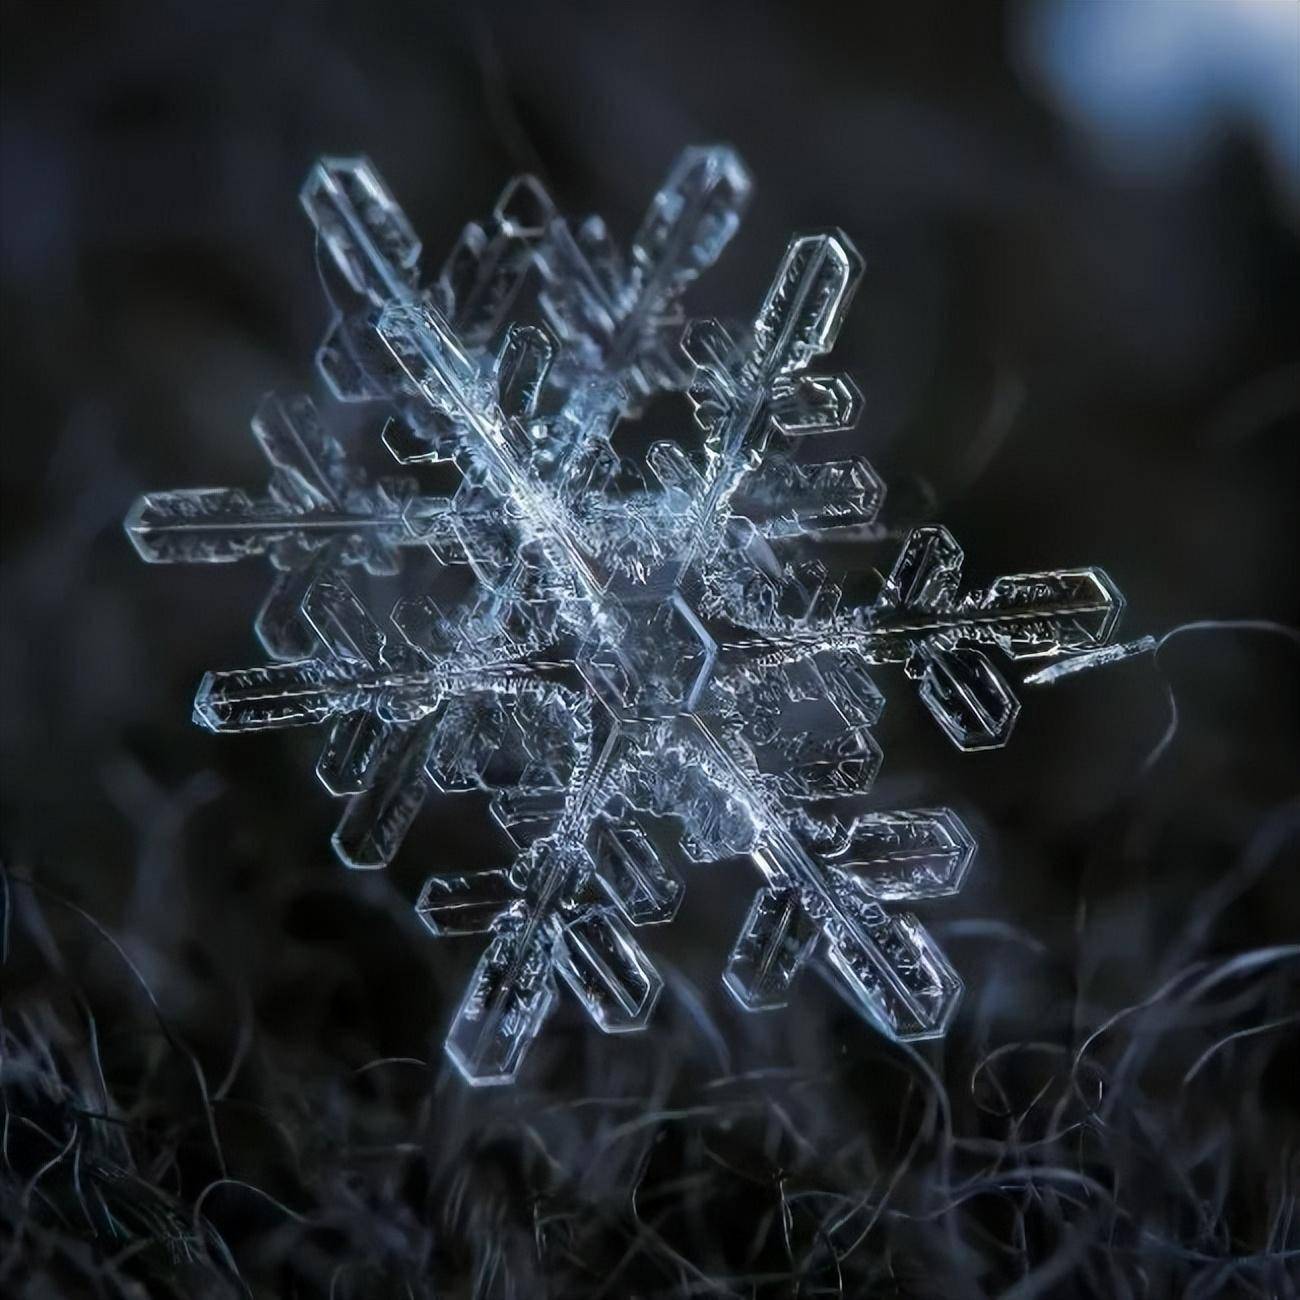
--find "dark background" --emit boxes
[3,2,1298,1296]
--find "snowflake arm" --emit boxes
[302,155,553,463]
[536,144,752,400]
[712,523,1125,749]
[126,394,425,659]
[421,724,668,1086]
[676,230,876,574]
[193,575,566,869]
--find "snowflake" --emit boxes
[127,148,1127,1085]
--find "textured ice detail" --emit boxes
[536,144,752,404]
[1023,633,1159,686]
[710,523,1124,750]
[126,393,428,660]
[127,146,1130,1084]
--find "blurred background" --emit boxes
[2,2,1298,1295]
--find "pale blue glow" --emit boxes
[1022,0,1300,197]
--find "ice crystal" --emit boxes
[127,147,1129,1084]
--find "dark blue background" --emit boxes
[3,3,1297,1295]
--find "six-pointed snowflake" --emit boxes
[128,148,1127,1084]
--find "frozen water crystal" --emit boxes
[127,147,1129,1084]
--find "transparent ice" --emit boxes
[127,147,1128,1084]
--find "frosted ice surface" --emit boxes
[128,148,1128,1083]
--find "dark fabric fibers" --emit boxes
[2,2,1298,1296]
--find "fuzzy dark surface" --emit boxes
[2,3,1299,1297]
